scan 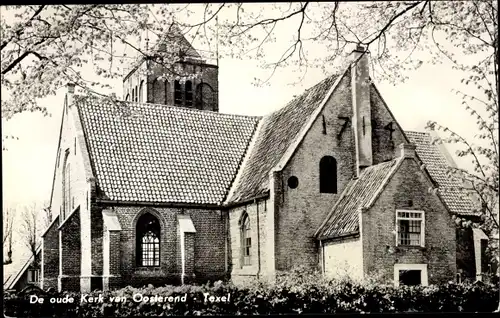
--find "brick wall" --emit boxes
[361,158,457,285]
[60,209,81,291]
[370,85,408,164]
[42,219,59,290]
[229,199,268,284]
[184,232,195,284]
[91,206,104,277]
[100,205,226,287]
[276,70,354,272]
[146,61,219,111]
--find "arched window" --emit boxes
[132,88,135,103]
[185,80,193,107]
[134,86,138,102]
[240,213,251,267]
[125,94,130,102]
[320,156,337,193]
[174,80,182,106]
[195,83,215,111]
[136,212,161,267]
[139,80,144,103]
[152,78,167,104]
[62,159,71,219]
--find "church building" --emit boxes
[40,25,487,293]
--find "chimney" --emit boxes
[66,83,75,107]
[351,44,372,176]
[398,143,417,159]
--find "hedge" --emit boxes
[4,279,499,316]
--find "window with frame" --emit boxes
[394,264,428,286]
[240,213,251,267]
[396,210,425,247]
[136,213,161,267]
[28,269,40,283]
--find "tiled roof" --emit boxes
[4,244,41,290]
[77,97,259,205]
[227,73,340,203]
[316,159,398,240]
[405,131,478,216]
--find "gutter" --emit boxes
[223,192,270,209]
[319,231,360,243]
[96,199,221,210]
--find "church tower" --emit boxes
[122,23,219,112]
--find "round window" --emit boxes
[287,176,299,189]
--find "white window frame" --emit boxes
[28,269,40,283]
[395,209,425,247]
[394,264,428,287]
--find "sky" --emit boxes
[1,3,488,220]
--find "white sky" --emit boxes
[1,3,484,209]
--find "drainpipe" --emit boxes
[224,210,228,274]
[255,199,261,279]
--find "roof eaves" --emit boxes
[223,191,271,209]
[273,68,349,173]
[318,230,360,242]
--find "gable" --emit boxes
[370,84,410,164]
[77,97,259,205]
[48,98,93,218]
[227,73,342,204]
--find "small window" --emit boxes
[320,156,337,193]
[134,86,138,102]
[126,94,130,101]
[240,213,251,267]
[396,210,425,247]
[394,264,428,287]
[132,88,135,102]
[185,80,193,107]
[174,80,182,106]
[28,269,40,283]
[288,176,299,189]
[398,270,421,286]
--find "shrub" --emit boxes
[3,277,499,316]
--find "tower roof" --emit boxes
[154,22,202,60]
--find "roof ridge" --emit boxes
[77,95,262,120]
